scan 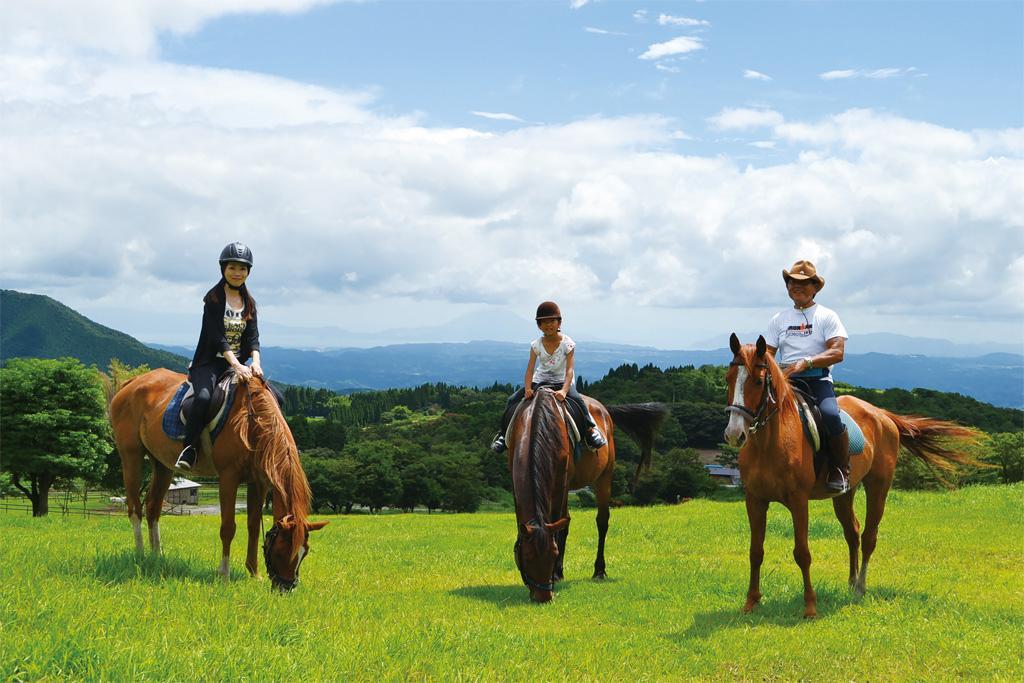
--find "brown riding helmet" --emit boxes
[535,301,562,321]
[782,260,825,291]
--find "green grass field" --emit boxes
[2,484,1022,681]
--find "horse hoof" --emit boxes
[592,571,606,581]
[803,608,818,619]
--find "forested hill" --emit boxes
[0,290,188,371]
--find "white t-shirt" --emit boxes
[764,304,847,380]
[531,334,576,385]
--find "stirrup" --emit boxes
[585,428,607,450]
[826,467,849,493]
[490,434,507,454]
[175,445,197,471]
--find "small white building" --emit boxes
[167,478,201,505]
[705,465,742,487]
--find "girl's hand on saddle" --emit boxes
[524,387,534,400]
[250,363,264,379]
[235,364,254,381]
[554,389,567,402]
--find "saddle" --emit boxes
[161,371,238,443]
[504,391,587,461]
[791,388,866,475]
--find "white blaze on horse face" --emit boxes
[724,366,750,446]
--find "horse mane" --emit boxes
[760,349,796,417]
[524,389,563,551]
[244,381,311,560]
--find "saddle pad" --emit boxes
[841,410,865,455]
[797,401,865,456]
[160,378,237,443]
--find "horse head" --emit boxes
[263,514,329,592]
[514,516,570,603]
[724,333,778,447]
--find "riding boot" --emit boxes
[826,429,851,493]
[175,443,198,470]
[491,399,521,453]
[580,405,607,450]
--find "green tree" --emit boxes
[97,359,152,492]
[302,448,358,513]
[0,357,111,515]
[350,441,402,513]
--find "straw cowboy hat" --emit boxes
[782,260,825,290]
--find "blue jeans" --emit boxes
[791,376,845,437]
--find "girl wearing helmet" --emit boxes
[490,301,607,453]
[175,242,263,470]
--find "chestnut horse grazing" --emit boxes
[724,334,981,617]
[510,387,667,602]
[109,369,327,590]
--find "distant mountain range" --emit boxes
[1,290,188,371]
[4,290,1022,408]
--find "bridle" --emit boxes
[514,518,555,593]
[263,520,308,591]
[724,360,779,435]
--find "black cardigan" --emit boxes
[190,297,260,369]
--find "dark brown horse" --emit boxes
[724,334,981,617]
[509,386,667,602]
[109,369,326,590]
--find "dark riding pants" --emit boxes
[184,358,230,447]
[792,376,846,437]
[498,382,597,437]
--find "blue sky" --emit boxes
[1,1,1022,349]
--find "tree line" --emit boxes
[2,357,1021,515]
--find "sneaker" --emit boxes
[490,434,507,453]
[826,466,849,494]
[585,428,607,450]
[175,445,197,470]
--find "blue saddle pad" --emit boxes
[840,410,865,455]
[160,381,237,443]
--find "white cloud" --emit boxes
[655,64,681,74]
[639,36,704,60]
[1,48,1020,338]
[708,107,785,130]
[471,111,525,123]
[820,67,919,80]
[570,0,590,9]
[743,69,772,81]
[0,0,346,58]
[632,10,648,23]
[657,14,710,27]
[750,141,776,149]
[585,27,628,36]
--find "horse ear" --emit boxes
[545,517,570,533]
[756,335,767,357]
[729,333,741,355]
[307,520,329,532]
[521,523,535,537]
[279,514,296,530]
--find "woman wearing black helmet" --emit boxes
[175,242,263,470]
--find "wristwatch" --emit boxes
[803,357,814,370]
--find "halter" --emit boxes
[725,361,779,435]
[514,518,556,593]
[262,521,308,591]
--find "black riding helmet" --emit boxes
[219,242,254,269]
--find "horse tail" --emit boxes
[881,409,985,486]
[606,402,670,491]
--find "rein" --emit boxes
[725,361,779,435]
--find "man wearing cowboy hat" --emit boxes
[764,260,851,493]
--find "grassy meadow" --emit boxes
[2,484,1022,681]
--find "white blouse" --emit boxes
[531,334,576,385]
